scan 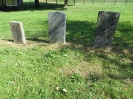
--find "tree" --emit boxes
[125,0,128,5]
[34,0,68,7]
[64,0,68,6]
[35,0,39,7]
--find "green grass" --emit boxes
[0,3,133,99]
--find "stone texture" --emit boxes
[48,12,66,43]
[9,21,26,44]
[93,11,120,48]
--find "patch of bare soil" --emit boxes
[1,39,133,55]
[0,39,74,50]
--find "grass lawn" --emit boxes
[0,3,133,99]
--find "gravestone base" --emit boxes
[93,11,120,48]
[9,21,26,44]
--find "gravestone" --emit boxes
[48,12,66,43]
[93,11,120,48]
[9,21,26,44]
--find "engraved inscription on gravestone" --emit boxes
[9,21,26,44]
[48,12,66,43]
[93,11,120,47]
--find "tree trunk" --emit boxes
[17,0,23,5]
[64,0,68,6]
[35,0,39,7]
[125,0,128,5]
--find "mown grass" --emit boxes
[0,2,133,99]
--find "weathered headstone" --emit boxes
[9,21,26,44]
[93,11,120,47]
[48,12,66,43]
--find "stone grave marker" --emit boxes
[48,12,66,43]
[9,21,26,44]
[93,11,120,48]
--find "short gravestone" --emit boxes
[48,12,66,43]
[9,21,26,44]
[93,11,120,48]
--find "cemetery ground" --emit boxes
[0,3,133,99]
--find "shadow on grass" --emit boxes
[2,39,14,42]
[58,20,133,81]
[113,21,133,49]
[59,44,133,83]
[27,37,49,43]
[25,29,49,43]
[98,53,133,79]
[28,20,96,47]
[66,20,96,47]
[83,26,133,80]
[18,2,67,11]
[26,20,133,52]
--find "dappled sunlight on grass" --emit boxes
[66,20,95,45]
[114,21,133,49]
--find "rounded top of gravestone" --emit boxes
[98,11,120,14]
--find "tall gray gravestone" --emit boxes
[93,11,120,48]
[48,12,66,44]
[9,21,26,44]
